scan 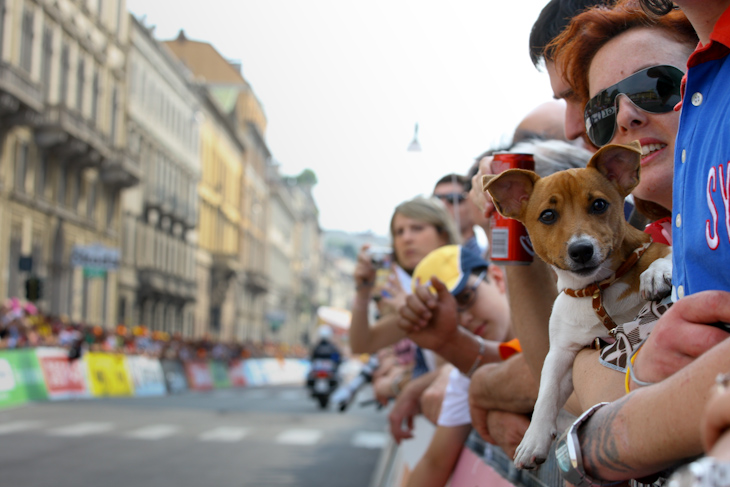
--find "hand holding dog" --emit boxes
[630,290,730,391]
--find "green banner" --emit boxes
[0,349,49,408]
[209,361,231,389]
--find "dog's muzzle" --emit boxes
[567,240,602,274]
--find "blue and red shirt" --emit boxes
[672,6,730,299]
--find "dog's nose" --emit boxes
[568,242,594,265]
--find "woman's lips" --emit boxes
[639,139,667,166]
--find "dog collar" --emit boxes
[564,241,652,333]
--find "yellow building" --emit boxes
[164,32,270,341]
[195,93,243,338]
[0,0,136,325]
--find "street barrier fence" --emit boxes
[0,348,310,408]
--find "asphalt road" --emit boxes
[0,384,389,487]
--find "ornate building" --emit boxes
[118,16,200,334]
[164,32,271,341]
[0,0,137,325]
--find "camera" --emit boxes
[368,246,392,268]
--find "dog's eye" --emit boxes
[591,199,609,214]
[539,209,557,224]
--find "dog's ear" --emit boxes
[482,169,539,221]
[587,140,642,197]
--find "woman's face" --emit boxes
[588,27,692,211]
[392,213,448,272]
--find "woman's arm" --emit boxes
[405,424,472,487]
[350,245,407,354]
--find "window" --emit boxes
[41,27,52,100]
[76,57,85,112]
[73,171,82,210]
[110,87,118,143]
[20,7,33,73]
[57,164,66,205]
[35,150,47,196]
[0,0,7,59]
[60,43,69,105]
[87,180,96,220]
[106,188,116,228]
[91,69,99,124]
[15,141,28,192]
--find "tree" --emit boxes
[296,169,318,186]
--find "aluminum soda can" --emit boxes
[489,152,535,265]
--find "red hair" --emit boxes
[550,0,696,106]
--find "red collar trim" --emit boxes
[687,7,730,68]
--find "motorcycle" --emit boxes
[306,358,339,409]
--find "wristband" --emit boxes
[625,341,653,394]
[466,335,485,378]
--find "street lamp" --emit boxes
[407,123,422,152]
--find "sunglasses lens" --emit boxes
[584,65,683,147]
[585,93,618,147]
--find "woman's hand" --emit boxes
[380,269,408,315]
[354,245,377,295]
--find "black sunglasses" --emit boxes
[584,65,684,147]
[434,192,467,205]
[455,270,486,311]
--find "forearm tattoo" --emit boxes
[581,395,636,478]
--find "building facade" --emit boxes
[118,16,200,335]
[0,0,137,326]
[196,92,243,339]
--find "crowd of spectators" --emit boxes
[344,0,730,485]
[0,297,309,362]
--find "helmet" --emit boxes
[318,325,333,339]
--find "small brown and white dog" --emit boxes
[483,141,672,469]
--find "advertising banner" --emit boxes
[242,359,265,386]
[85,352,134,397]
[0,349,48,408]
[35,347,89,400]
[184,361,213,391]
[228,360,247,387]
[209,360,231,389]
[161,360,188,394]
[127,356,166,397]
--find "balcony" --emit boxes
[244,269,269,295]
[34,104,112,165]
[100,150,141,188]
[138,268,196,302]
[0,61,43,123]
[210,253,240,307]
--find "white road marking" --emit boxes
[276,429,323,445]
[125,425,180,440]
[351,431,389,449]
[199,427,250,442]
[48,422,114,437]
[0,421,42,435]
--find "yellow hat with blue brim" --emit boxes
[412,245,489,295]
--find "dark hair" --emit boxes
[434,173,469,189]
[529,0,616,66]
[551,0,697,105]
[638,0,675,15]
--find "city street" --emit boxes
[0,384,388,487]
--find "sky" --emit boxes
[126,0,557,238]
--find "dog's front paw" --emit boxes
[513,425,555,470]
[640,257,672,301]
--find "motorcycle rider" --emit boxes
[310,325,342,367]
